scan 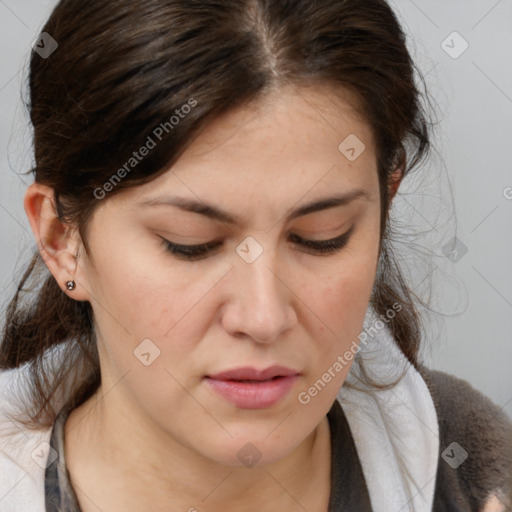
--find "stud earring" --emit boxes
[66,280,76,291]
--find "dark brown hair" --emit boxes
[1,0,435,429]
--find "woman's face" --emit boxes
[76,84,382,467]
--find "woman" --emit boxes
[1,1,511,511]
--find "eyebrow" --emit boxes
[136,188,371,226]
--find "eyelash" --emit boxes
[162,226,354,261]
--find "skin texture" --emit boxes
[24,84,397,511]
[482,495,506,512]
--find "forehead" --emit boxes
[117,84,379,219]
[184,83,374,161]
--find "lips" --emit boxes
[204,365,300,409]
[207,365,299,382]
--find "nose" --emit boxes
[220,249,297,343]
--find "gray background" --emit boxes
[0,0,511,419]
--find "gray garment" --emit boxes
[418,366,512,511]
[44,400,82,512]
[44,367,512,511]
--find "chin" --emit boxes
[198,426,310,469]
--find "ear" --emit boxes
[388,147,406,202]
[388,167,403,202]
[24,183,90,301]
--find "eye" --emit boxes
[289,225,355,255]
[161,226,354,261]
[162,239,222,261]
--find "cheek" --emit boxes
[325,268,375,320]
[313,253,377,323]
[306,253,378,364]
[85,250,212,379]
[91,243,205,334]
[297,271,375,409]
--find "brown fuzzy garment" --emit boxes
[418,366,512,511]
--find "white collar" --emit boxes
[337,305,439,512]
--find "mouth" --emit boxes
[204,366,301,409]
[207,365,300,381]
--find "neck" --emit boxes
[64,387,332,512]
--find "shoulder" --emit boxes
[417,365,512,511]
[0,369,50,512]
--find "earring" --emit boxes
[66,280,76,291]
